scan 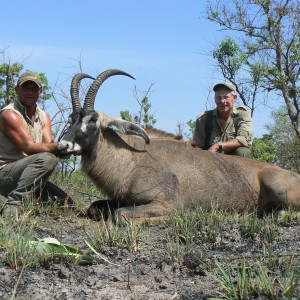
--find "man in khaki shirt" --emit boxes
[193,82,253,158]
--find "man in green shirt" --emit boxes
[193,82,253,158]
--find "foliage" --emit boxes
[50,169,107,205]
[186,119,196,140]
[37,72,52,109]
[251,134,278,163]
[0,217,93,271]
[29,237,93,265]
[1,193,300,297]
[0,62,23,107]
[206,0,300,138]
[251,105,300,172]
[164,207,229,261]
[84,215,146,253]
[213,38,247,78]
[265,106,300,172]
[0,62,52,109]
[0,219,39,270]
[212,37,263,116]
[240,213,277,243]
[210,259,300,300]
[120,84,156,128]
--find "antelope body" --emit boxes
[60,69,300,220]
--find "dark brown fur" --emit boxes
[145,127,183,141]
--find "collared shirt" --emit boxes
[0,99,46,168]
[193,105,253,149]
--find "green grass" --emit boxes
[240,212,277,243]
[84,214,147,253]
[0,215,40,269]
[209,258,300,299]
[50,168,107,206]
[160,207,300,298]
[1,171,300,299]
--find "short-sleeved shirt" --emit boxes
[193,105,253,150]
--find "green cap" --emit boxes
[213,82,236,92]
[17,71,42,88]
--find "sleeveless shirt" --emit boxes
[0,99,46,168]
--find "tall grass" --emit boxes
[210,259,300,299]
[0,217,39,269]
[50,169,108,207]
[84,213,146,253]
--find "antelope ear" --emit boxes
[104,120,150,144]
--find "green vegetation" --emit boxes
[50,168,107,206]
[0,214,93,270]
[1,192,300,298]
[120,84,157,128]
[206,0,300,139]
[251,105,300,173]
[0,62,52,109]
[209,259,299,300]
[85,215,146,253]
[0,218,39,270]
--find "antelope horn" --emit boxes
[83,69,135,110]
[70,73,95,111]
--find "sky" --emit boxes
[1,0,277,138]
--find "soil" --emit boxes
[1,209,300,300]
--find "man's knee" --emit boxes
[36,152,58,172]
[231,147,252,158]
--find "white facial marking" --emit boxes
[57,140,73,150]
[73,143,82,152]
[80,116,91,133]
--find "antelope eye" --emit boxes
[89,115,98,124]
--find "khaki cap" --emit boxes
[213,82,236,92]
[17,71,42,88]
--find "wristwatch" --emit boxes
[218,142,223,151]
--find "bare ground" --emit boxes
[1,209,300,300]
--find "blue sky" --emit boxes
[2,1,276,138]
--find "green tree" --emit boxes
[0,63,23,107]
[120,84,157,128]
[0,62,51,109]
[265,106,300,173]
[212,37,264,116]
[186,119,196,140]
[206,0,300,138]
[251,134,278,163]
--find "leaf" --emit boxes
[28,237,94,265]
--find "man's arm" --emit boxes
[0,110,58,155]
[208,139,242,153]
[235,107,253,147]
[209,107,252,154]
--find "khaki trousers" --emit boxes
[0,153,72,209]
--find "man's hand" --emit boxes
[208,143,220,153]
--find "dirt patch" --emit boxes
[1,211,300,300]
